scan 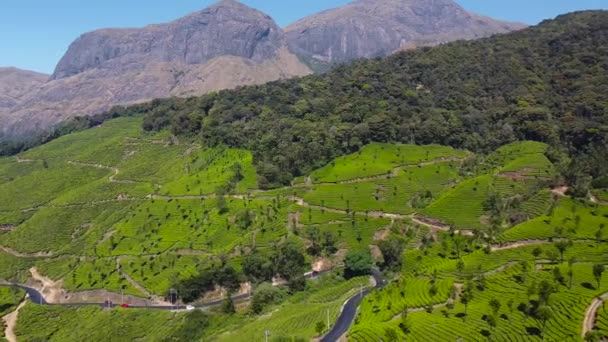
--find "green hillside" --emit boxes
[1,10,607,342]
[2,115,605,341]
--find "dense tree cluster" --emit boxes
[8,12,606,190]
[138,11,607,188]
[176,240,308,303]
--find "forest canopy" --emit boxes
[13,11,607,189]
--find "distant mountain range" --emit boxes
[0,0,526,141]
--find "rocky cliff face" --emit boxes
[285,0,527,64]
[0,67,48,113]
[1,0,310,139]
[1,0,529,140]
[52,0,284,80]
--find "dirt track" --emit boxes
[2,300,26,342]
[582,292,608,337]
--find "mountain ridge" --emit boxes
[1,0,527,143]
[0,68,48,114]
[285,0,527,64]
[0,0,311,141]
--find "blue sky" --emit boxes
[1,0,606,74]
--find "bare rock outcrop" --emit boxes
[286,0,527,64]
[0,67,48,113]
[0,0,310,139]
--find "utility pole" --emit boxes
[121,289,124,305]
[264,330,270,342]
[326,308,330,333]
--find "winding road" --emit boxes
[582,291,608,338]
[0,283,251,311]
[321,269,386,342]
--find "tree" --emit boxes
[251,283,284,314]
[306,226,322,256]
[452,233,465,259]
[536,305,553,339]
[315,321,326,336]
[385,328,399,341]
[322,231,338,255]
[538,280,555,305]
[379,237,405,270]
[460,282,474,322]
[552,267,565,286]
[221,291,235,314]
[486,314,497,334]
[593,264,605,289]
[243,252,274,283]
[457,259,465,276]
[545,249,559,265]
[554,239,572,263]
[489,298,501,317]
[236,209,253,230]
[344,250,374,278]
[585,331,602,342]
[507,299,515,322]
[399,306,411,334]
[216,193,229,214]
[275,241,306,282]
[532,247,543,261]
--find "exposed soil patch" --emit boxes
[373,228,390,241]
[312,257,333,272]
[412,216,451,232]
[0,246,52,258]
[0,224,15,231]
[369,245,383,262]
[552,186,569,197]
[2,300,26,342]
[582,291,608,337]
[498,169,533,181]
[491,240,551,252]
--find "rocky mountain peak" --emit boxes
[51,0,284,80]
[286,0,527,64]
[2,1,310,141]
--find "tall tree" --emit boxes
[593,264,605,289]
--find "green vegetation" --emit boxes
[2,11,608,342]
[304,161,461,214]
[134,12,606,193]
[500,198,608,242]
[0,287,24,316]
[216,275,370,341]
[14,304,235,342]
[309,143,467,183]
[422,175,492,230]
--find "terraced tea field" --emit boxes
[1,116,606,342]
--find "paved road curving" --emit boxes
[321,269,386,342]
[0,283,251,311]
[0,270,329,311]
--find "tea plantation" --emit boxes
[0,117,606,341]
